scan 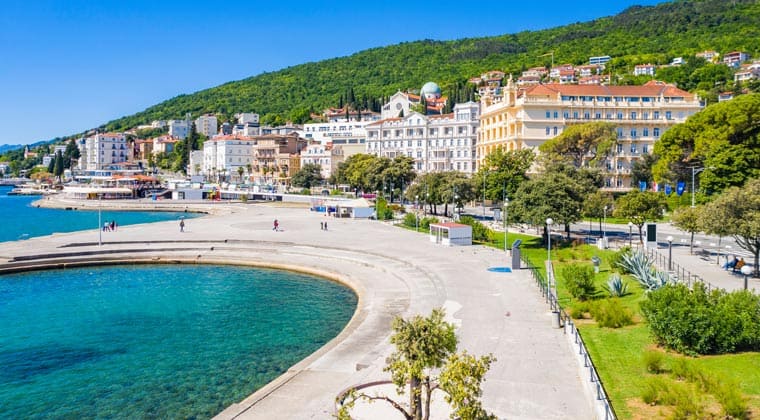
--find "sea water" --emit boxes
[0,185,199,242]
[0,265,357,418]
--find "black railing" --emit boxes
[645,247,717,292]
[523,257,617,420]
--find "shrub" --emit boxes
[570,301,592,319]
[641,376,670,405]
[403,213,418,229]
[389,204,405,213]
[419,216,438,230]
[375,197,394,220]
[560,264,597,301]
[458,216,490,242]
[239,194,248,203]
[643,350,665,374]
[714,381,749,419]
[603,273,630,297]
[641,283,760,355]
[590,298,634,328]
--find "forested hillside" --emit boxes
[104,0,760,131]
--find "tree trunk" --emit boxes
[599,217,603,238]
[410,377,422,420]
[565,223,570,240]
[690,231,695,254]
[638,225,644,245]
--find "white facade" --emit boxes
[634,64,656,76]
[79,133,128,170]
[202,136,256,181]
[302,120,372,147]
[195,114,218,138]
[232,122,261,137]
[168,120,190,139]
[366,102,480,174]
[300,143,345,179]
[236,113,260,124]
[188,150,204,176]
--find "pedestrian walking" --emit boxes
[320,221,324,230]
[273,219,279,231]
[180,218,185,232]
[324,221,327,231]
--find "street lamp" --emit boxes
[546,218,554,262]
[602,205,608,239]
[741,264,753,290]
[454,194,459,221]
[504,198,510,254]
[691,166,705,208]
[628,221,633,248]
[667,235,674,271]
[482,171,488,218]
[415,195,419,231]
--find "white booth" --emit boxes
[429,222,472,246]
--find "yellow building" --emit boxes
[478,79,703,190]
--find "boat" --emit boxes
[7,183,57,196]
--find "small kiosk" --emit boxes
[429,222,472,246]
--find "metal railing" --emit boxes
[644,247,718,292]
[524,257,617,420]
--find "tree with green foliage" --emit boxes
[510,169,587,239]
[53,151,64,182]
[538,122,616,168]
[290,163,324,188]
[337,308,495,420]
[653,94,760,194]
[47,155,55,173]
[583,190,615,237]
[701,178,760,277]
[64,139,81,170]
[474,148,535,203]
[613,191,668,244]
[671,206,703,254]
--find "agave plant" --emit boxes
[618,250,672,291]
[603,273,630,297]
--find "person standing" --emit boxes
[273,219,279,231]
[180,218,185,232]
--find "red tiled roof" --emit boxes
[522,81,693,98]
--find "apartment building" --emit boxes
[478,79,702,189]
[202,135,256,181]
[78,133,128,170]
[168,120,190,139]
[250,133,307,186]
[195,114,218,138]
[366,102,480,174]
[634,64,656,76]
[300,142,347,179]
[723,51,750,68]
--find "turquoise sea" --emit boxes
[0,264,357,418]
[0,185,198,242]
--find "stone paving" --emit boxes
[0,201,594,419]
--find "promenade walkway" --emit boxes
[0,202,593,419]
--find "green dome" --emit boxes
[420,82,442,99]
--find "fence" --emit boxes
[524,258,617,420]
[644,247,719,292]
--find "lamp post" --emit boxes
[546,217,554,299]
[504,197,510,254]
[628,221,633,248]
[482,170,488,218]
[415,195,419,232]
[602,205,608,239]
[741,264,753,290]
[454,194,459,221]
[691,166,705,208]
[98,193,102,247]
[667,235,674,271]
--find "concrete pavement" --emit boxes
[0,201,594,419]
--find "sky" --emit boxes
[0,0,666,146]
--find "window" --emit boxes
[563,111,569,119]
[631,112,637,120]
[407,140,412,147]
[617,112,623,120]
[643,145,649,154]
[643,128,649,137]
[595,112,601,119]
[573,111,579,119]
[553,111,559,118]
[546,127,551,135]
[666,111,672,120]
[654,111,660,119]
[417,151,422,158]
[617,128,623,138]
[653,128,660,137]
[616,144,623,154]
[584,112,590,119]
[630,143,637,153]
[630,129,637,138]
[643,112,649,120]
[417,140,422,147]
[553,127,558,135]
[546,111,551,118]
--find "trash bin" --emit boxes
[511,239,522,270]
[591,256,601,273]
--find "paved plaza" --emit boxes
[0,201,595,419]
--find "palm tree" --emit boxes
[237,166,244,182]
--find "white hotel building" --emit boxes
[78,133,128,170]
[202,135,255,180]
[365,102,480,174]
